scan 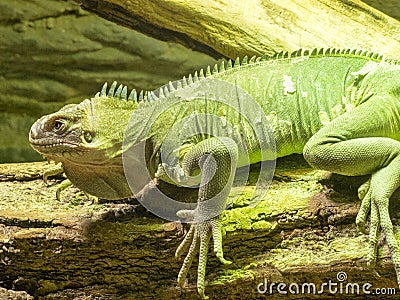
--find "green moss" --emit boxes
[66,192,87,208]
[211,269,257,286]
[222,169,323,232]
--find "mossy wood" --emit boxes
[0,159,398,299]
[75,0,400,59]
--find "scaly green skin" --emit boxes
[29,48,400,298]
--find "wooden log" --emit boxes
[75,0,400,59]
[0,158,397,299]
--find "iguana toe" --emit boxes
[177,227,199,287]
[357,179,370,201]
[356,185,372,235]
[176,216,228,299]
[197,221,212,300]
[366,201,379,274]
[55,179,72,201]
[211,217,232,265]
[175,225,195,259]
[376,197,400,285]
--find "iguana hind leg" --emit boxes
[304,96,400,286]
[306,138,400,283]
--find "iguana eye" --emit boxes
[52,120,65,133]
[82,131,94,143]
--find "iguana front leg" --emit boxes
[304,94,400,285]
[43,165,72,200]
[173,137,238,299]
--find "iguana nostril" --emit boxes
[29,122,39,139]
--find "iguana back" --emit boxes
[201,49,397,156]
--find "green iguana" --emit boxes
[29,48,400,299]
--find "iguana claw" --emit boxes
[175,213,230,299]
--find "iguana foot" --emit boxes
[43,165,72,200]
[175,210,231,299]
[356,166,400,285]
[355,180,383,277]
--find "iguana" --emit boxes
[29,48,400,298]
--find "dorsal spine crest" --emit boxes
[95,48,398,105]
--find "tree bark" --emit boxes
[75,0,400,59]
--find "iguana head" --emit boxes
[29,82,138,165]
[29,82,148,199]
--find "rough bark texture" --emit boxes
[75,0,400,60]
[1,157,398,299]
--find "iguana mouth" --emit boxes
[29,136,83,156]
[29,137,80,150]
